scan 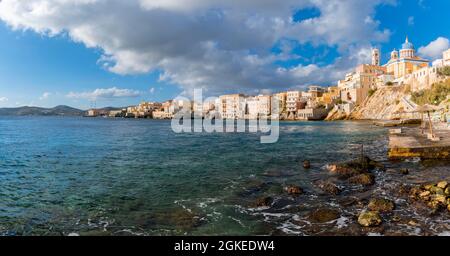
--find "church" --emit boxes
[384,37,429,78]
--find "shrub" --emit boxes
[411,80,450,106]
[386,81,394,86]
[437,66,450,77]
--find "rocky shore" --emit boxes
[237,156,450,236]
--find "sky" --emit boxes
[0,0,449,109]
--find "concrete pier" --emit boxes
[388,126,450,159]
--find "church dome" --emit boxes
[402,37,414,50]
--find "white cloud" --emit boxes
[39,92,51,100]
[0,0,394,95]
[67,87,141,100]
[0,97,9,102]
[418,37,450,60]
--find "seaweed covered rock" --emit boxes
[309,208,340,223]
[315,180,342,195]
[358,211,382,227]
[368,198,395,213]
[408,181,449,212]
[348,173,375,186]
[327,157,382,178]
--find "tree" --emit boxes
[437,66,450,77]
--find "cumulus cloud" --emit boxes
[67,87,141,100]
[0,0,394,95]
[418,37,450,60]
[39,92,51,100]
[0,97,9,102]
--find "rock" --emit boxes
[358,211,382,227]
[432,194,447,204]
[447,204,450,212]
[368,198,395,213]
[399,168,409,175]
[309,208,340,223]
[255,196,273,207]
[419,191,431,198]
[437,181,448,189]
[409,187,422,200]
[303,160,311,169]
[370,161,386,171]
[315,180,342,195]
[327,157,376,178]
[445,187,450,196]
[408,220,419,226]
[429,186,444,195]
[423,184,434,190]
[284,185,303,196]
[348,173,375,186]
[427,200,441,211]
[392,215,401,222]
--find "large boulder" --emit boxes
[358,211,382,227]
[368,198,395,213]
[309,208,340,223]
[348,173,375,186]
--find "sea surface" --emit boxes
[0,117,448,236]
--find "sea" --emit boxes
[0,117,448,236]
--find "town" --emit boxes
[87,37,450,122]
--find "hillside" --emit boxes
[0,105,84,116]
[348,86,410,120]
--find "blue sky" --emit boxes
[0,0,449,109]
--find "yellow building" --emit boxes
[385,37,429,78]
[318,86,340,105]
[273,92,287,114]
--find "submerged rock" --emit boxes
[358,211,382,227]
[303,160,311,169]
[284,185,303,196]
[348,173,375,186]
[368,198,395,213]
[399,168,409,175]
[315,180,342,195]
[255,197,273,207]
[308,208,340,223]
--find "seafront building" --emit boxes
[219,94,246,119]
[108,36,449,121]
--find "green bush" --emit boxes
[438,66,450,77]
[411,80,450,106]
[368,89,377,97]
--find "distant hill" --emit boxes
[0,105,85,116]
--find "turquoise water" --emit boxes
[0,117,448,236]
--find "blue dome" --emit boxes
[402,37,414,50]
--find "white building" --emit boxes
[286,91,302,114]
[219,94,246,119]
[444,49,450,66]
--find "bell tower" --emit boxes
[372,48,380,66]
